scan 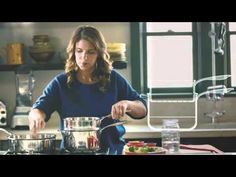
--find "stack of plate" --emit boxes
[107,43,126,62]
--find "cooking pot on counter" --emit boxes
[0,128,56,154]
[61,115,126,153]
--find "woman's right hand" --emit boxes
[28,109,46,134]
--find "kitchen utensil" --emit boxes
[64,110,130,130]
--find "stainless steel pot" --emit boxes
[63,117,100,131]
[63,114,115,130]
[0,128,56,154]
[61,129,100,152]
[61,115,126,153]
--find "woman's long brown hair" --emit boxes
[65,25,112,92]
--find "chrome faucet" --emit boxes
[204,23,229,124]
[204,85,227,123]
[214,22,226,55]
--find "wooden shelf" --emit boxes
[0,61,126,71]
[0,63,64,71]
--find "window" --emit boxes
[229,22,236,87]
[146,23,193,88]
[131,22,232,96]
[131,22,197,96]
[147,22,194,90]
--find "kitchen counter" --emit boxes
[0,142,234,155]
[1,123,236,140]
[0,127,62,140]
[124,124,236,139]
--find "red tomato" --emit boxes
[127,141,145,147]
[146,143,157,147]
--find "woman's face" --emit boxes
[75,39,98,72]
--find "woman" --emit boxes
[28,25,147,154]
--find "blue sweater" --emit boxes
[32,70,146,154]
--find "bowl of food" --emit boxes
[124,141,166,155]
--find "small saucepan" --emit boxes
[0,128,56,154]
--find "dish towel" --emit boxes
[180,144,223,154]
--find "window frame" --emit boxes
[131,22,235,98]
[228,22,236,89]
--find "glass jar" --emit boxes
[161,119,180,153]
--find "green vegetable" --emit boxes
[140,147,149,153]
[129,146,135,152]
[147,147,155,152]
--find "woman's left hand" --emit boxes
[111,100,130,119]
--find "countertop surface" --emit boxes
[0,144,234,155]
[1,123,236,140]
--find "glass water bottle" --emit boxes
[161,119,180,153]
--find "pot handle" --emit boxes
[99,120,126,134]
[99,114,112,123]
[0,128,13,136]
[99,110,131,123]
